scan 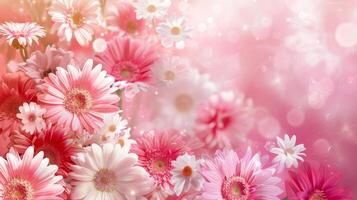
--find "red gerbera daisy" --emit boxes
[10,124,78,177]
[131,130,190,190]
[0,72,36,135]
[117,3,145,35]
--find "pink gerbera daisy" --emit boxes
[195,91,254,151]
[0,146,64,199]
[200,148,283,200]
[286,163,352,200]
[38,59,119,133]
[20,46,74,85]
[0,22,45,49]
[0,72,36,135]
[10,124,77,177]
[116,3,145,35]
[95,36,157,84]
[49,0,100,46]
[131,130,190,190]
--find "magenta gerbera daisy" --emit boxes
[286,162,352,200]
[0,146,64,199]
[38,59,119,133]
[200,148,283,200]
[95,36,157,84]
[131,130,190,190]
[0,72,36,136]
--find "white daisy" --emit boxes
[156,16,191,48]
[151,56,190,86]
[115,129,136,151]
[97,112,128,136]
[70,143,154,199]
[155,69,216,129]
[133,0,171,20]
[270,134,306,168]
[171,153,204,196]
[16,102,46,134]
[92,113,136,149]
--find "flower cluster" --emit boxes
[0,0,353,199]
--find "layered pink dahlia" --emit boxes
[21,46,74,84]
[95,37,157,83]
[0,72,36,135]
[195,92,254,151]
[0,146,64,199]
[131,130,190,190]
[38,59,119,133]
[200,148,283,200]
[286,163,352,200]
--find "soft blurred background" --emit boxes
[1,0,357,197]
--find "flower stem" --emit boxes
[19,48,29,62]
[116,89,124,111]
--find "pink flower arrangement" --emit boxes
[0,0,355,199]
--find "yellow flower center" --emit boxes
[164,70,175,81]
[147,4,157,13]
[175,93,194,113]
[170,26,181,35]
[72,11,84,27]
[108,124,117,133]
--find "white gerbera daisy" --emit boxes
[171,153,204,196]
[151,56,190,86]
[155,69,216,129]
[70,143,153,199]
[133,0,171,20]
[156,17,191,48]
[16,102,46,134]
[270,134,306,168]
